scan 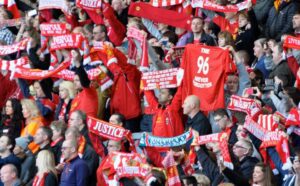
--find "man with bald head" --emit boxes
[182,95,212,136]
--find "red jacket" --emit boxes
[213,16,239,39]
[70,87,99,117]
[144,88,184,137]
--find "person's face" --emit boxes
[253,166,265,184]
[107,140,121,154]
[33,82,45,98]
[0,136,9,153]
[109,115,121,126]
[272,45,282,65]
[218,37,226,47]
[51,128,61,141]
[61,141,74,160]
[157,23,168,31]
[73,75,82,91]
[5,100,13,117]
[253,41,264,58]
[22,105,31,119]
[111,0,123,12]
[158,89,172,105]
[238,15,248,28]
[93,26,103,41]
[68,112,81,129]
[233,141,248,158]
[191,18,203,33]
[34,129,44,145]
[0,166,14,184]
[59,86,69,100]
[293,14,300,30]
[226,75,239,94]
[214,115,227,130]
[182,98,193,115]
[13,145,23,155]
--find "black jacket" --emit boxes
[186,111,212,136]
[186,32,216,46]
[222,156,259,186]
[265,1,298,41]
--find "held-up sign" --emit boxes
[141,68,184,90]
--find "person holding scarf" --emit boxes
[33,150,58,186]
[69,49,99,118]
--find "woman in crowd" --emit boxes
[0,98,24,139]
[50,120,67,164]
[251,38,273,79]
[55,81,75,122]
[252,162,274,186]
[20,99,44,153]
[33,150,58,186]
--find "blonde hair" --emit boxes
[36,150,57,176]
[21,99,40,118]
[59,81,76,99]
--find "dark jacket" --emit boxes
[20,151,35,184]
[82,144,99,186]
[196,148,224,186]
[54,99,73,123]
[186,111,212,136]
[222,156,259,186]
[265,1,298,41]
[60,156,89,186]
[44,171,58,186]
[269,60,295,87]
[186,32,216,46]
[51,138,63,164]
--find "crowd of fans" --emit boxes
[0,0,300,185]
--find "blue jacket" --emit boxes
[60,156,89,186]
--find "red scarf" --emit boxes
[0,38,29,56]
[40,23,68,36]
[283,35,300,50]
[191,0,256,12]
[32,172,49,186]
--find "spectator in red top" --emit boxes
[144,88,184,137]
[70,50,99,118]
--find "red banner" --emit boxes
[50,34,83,51]
[40,23,68,36]
[76,0,102,11]
[13,61,70,80]
[191,0,254,13]
[0,38,29,56]
[141,68,182,90]
[0,17,24,28]
[283,35,300,50]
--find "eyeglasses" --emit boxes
[214,116,224,123]
[233,144,248,150]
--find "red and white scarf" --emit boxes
[0,56,29,71]
[0,17,24,28]
[0,38,29,56]
[50,34,84,51]
[192,132,233,170]
[39,0,72,17]
[12,61,70,80]
[191,0,255,12]
[283,35,300,50]
[127,27,149,71]
[76,0,102,11]
[40,23,68,36]
[150,0,184,7]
